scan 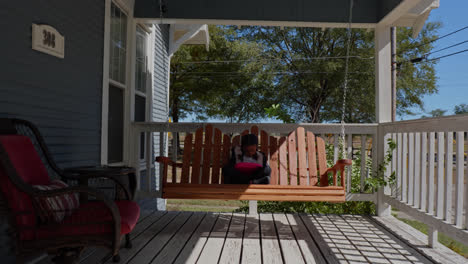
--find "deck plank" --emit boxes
[273,213,305,264]
[260,213,283,264]
[241,214,261,264]
[196,213,232,264]
[80,210,165,264]
[102,211,180,264]
[128,212,193,264]
[219,213,246,263]
[299,214,339,264]
[371,216,463,264]
[286,214,326,264]
[68,207,468,264]
[151,212,205,264]
[174,213,219,264]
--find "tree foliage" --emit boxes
[428,108,447,117]
[237,23,440,123]
[170,26,276,123]
[171,22,440,123]
[454,104,468,115]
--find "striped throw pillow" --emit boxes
[34,180,80,223]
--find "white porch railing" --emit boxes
[131,122,378,200]
[380,114,468,247]
[131,115,468,247]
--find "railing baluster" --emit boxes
[402,133,408,203]
[420,132,428,212]
[360,135,367,192]
[445,132,453,223]
[428,132,435,215]
[397,133,403,201]
[414,132,421,208]
[384,133,392,196]
[346,134,352,193]
[391,133,397,197]
[455,131,464,228]
[372,134,378,193]
[408,132,414,205]
[334,134,339,163]
[436,132,445,218]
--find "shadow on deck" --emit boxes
[36,199,466,264]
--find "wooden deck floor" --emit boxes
[36,199,466,264]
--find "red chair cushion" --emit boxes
[234,162,262,175]
[33,180,80,223]
[32,200,140,240]
[0,135,52,239]
[0,135,51,185]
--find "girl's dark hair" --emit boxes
[241,134,258,146]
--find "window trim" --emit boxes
[101,0,133,166]
[109,79,127,90]
[133,24,152,169]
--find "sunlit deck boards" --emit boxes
[37,199,463,264]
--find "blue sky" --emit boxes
[401,0,468,120]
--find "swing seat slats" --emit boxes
[155,124,351,202]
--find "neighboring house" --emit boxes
[0,0,208,207]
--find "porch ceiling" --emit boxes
[135,0,438,29]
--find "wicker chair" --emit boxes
[0,118,140,263]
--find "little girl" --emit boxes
[222,134,271,184]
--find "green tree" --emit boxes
[170,26,275,123]
[428,108,447,117]
[454,104,468,115]
[237,22,440,123]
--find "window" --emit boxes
[135,26,147,94]
[110,2,127,84]
[107,2,128,164]
[108,85,124,163]
[135,26,149,161]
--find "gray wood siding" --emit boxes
[152,24,170,191]
[0,0,105,168]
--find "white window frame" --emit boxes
[133,24,152,169]
[101,0,134,166]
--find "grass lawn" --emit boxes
[392,213,468,258]
[166,199,244,212]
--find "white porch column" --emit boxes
[375,25,392,216]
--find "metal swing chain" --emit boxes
[340,0,354,159]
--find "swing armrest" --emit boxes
[329,159,352,171]
[155,156,183,168]
[324,159,352,187]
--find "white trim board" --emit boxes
[100,0,111,165]
[169,24,209,56]
[135,18,376,29]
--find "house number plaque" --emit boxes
[32,24,65,58]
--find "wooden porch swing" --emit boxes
[155,0,355,203]
[156,125,351,202]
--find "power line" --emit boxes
[399,25,468,54]
[427,39,468,55]
[175,55,374,64]
[423,48,468,62]
[406,48,468,65]
[400,43,468,65]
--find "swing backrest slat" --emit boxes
[173,125,335,187]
